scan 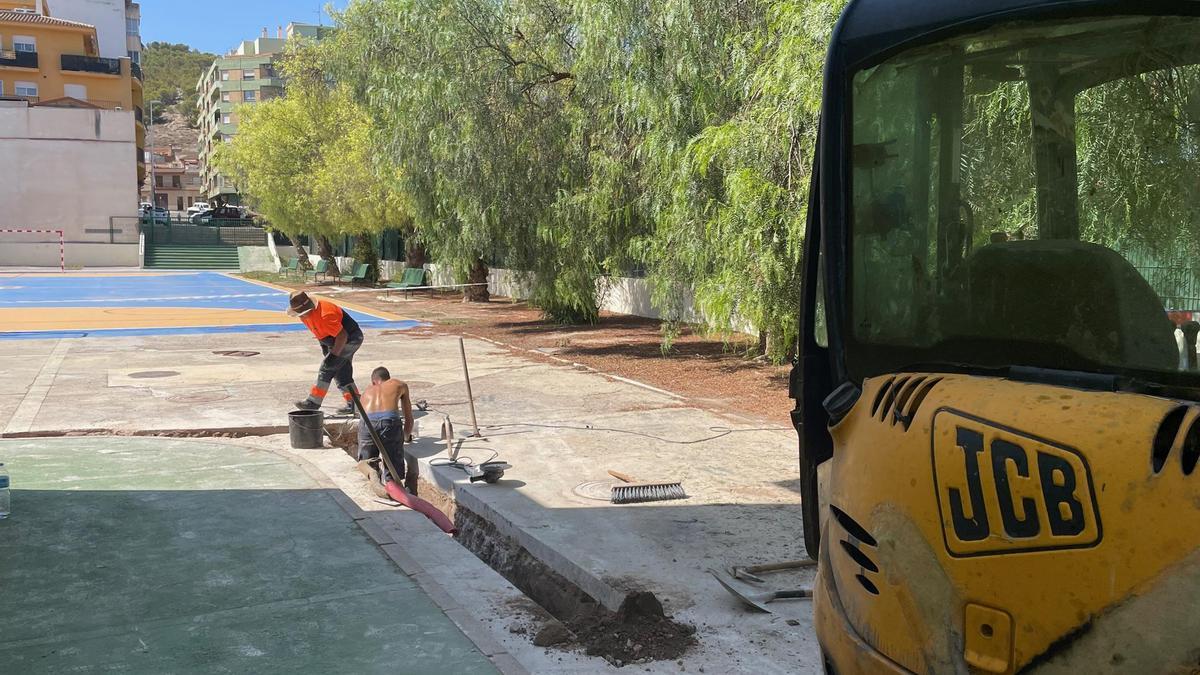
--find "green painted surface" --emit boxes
[0,438,497,675]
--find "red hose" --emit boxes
[385,481,458,535]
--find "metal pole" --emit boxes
[148,100,155,209]
[459,337,481,438]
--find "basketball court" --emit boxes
[0,271,421,339]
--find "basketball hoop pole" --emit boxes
[1,229,65,272]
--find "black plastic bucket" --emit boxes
[288,409,324,449]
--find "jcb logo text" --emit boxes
[932,410,1101,556]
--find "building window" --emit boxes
[13,36,36,53]
[126,17,139,36]
[242,69,256,80]
[64,84,87,100]
[14,81,37,97]
[0,82,4,96]
[172,175,181,188]
[242,90,256,102]
[221,71,230,81]
[221,92,231,102]
[155,175,164,188]
[222,113,231,124]
[128,50,140,65]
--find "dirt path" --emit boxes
[250,274,794,425]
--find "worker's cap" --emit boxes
[288,291,316,316]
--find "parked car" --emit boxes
[186,202,211,217]
[139,201,154,213]
[191,205,252,225]
[142,206,170,225]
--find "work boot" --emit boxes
[294,399,321,411]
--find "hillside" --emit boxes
[143,42,217,126]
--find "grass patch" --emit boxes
[238,271,293,285]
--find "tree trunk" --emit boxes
[464,257,490,303]
[405,239,428,269]
[287,233,312,269]
[352,235,380,284]
[317,235,341,277]
[757,330,768,357]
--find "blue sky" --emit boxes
[137,0,349,54]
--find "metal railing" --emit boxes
[0,49,38,69]
[61,54,122,76]
[131,61,143,80]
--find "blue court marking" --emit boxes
[0,272,301,312]
[0,272,424,340]
[0,319,424,341]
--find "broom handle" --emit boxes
[608,470,638,484]
[459,338,481,437]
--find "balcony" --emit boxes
[61,54,122,76]
[0,49,38,69]
[131,62,143,80]
[135,106,144,123]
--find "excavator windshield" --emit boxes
[848,15,1200,386]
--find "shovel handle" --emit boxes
[608,470,638,484]
[771,589,814,601]
[746,560,818,574]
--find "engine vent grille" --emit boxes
[832,505,882,595]
[1156,406,1200,476]
[871,376,943,431]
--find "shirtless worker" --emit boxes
[289,291,363,415]
[357,366,416,497]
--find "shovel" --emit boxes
[709,569,812,613]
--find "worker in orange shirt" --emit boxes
[288,291,364,415]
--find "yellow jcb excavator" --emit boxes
[793,1,1200,672]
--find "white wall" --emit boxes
[0,242,138,267]
[0,104,139,246]
[49,0,128,59]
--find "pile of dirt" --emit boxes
[572,591,697,667]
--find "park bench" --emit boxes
[282,258,300,277]
[340,263,370,285]
[385,267,428,298]
[306,259,329,283]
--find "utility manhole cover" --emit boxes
[167,390,230,404]
[213,350,260,358]
[572,480,618,502]
[129,370,179,379]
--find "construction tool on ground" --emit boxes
[729,560,817,584]
[458,337,482,438]
[709,569,812,614]
[797,3,1200,672]
[607,470,686,504]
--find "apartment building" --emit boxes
[196,22,326,204]
[0,0,145,184]
[144,146,202,213]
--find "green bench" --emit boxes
[340,262,370,285]
[305,259,329,282]
[282,258,300,277]
[386,267,428,298]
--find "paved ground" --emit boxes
[0,271,419,339]
[0,270,819,673]
[0,436,496,674]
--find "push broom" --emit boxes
[607,470,687,504]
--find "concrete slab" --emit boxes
[0,437,497,674]
[0,324,819,672]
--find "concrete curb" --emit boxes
[416,453,629,613]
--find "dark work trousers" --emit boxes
[306,331,363,405]
[357,412,405,485]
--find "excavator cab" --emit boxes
[794,1,1200,672]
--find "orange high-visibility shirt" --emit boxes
[301,300,344,340]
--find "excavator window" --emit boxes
[846,15,1200,384]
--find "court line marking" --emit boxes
[226,273,410,322]
[4,339,71,435]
